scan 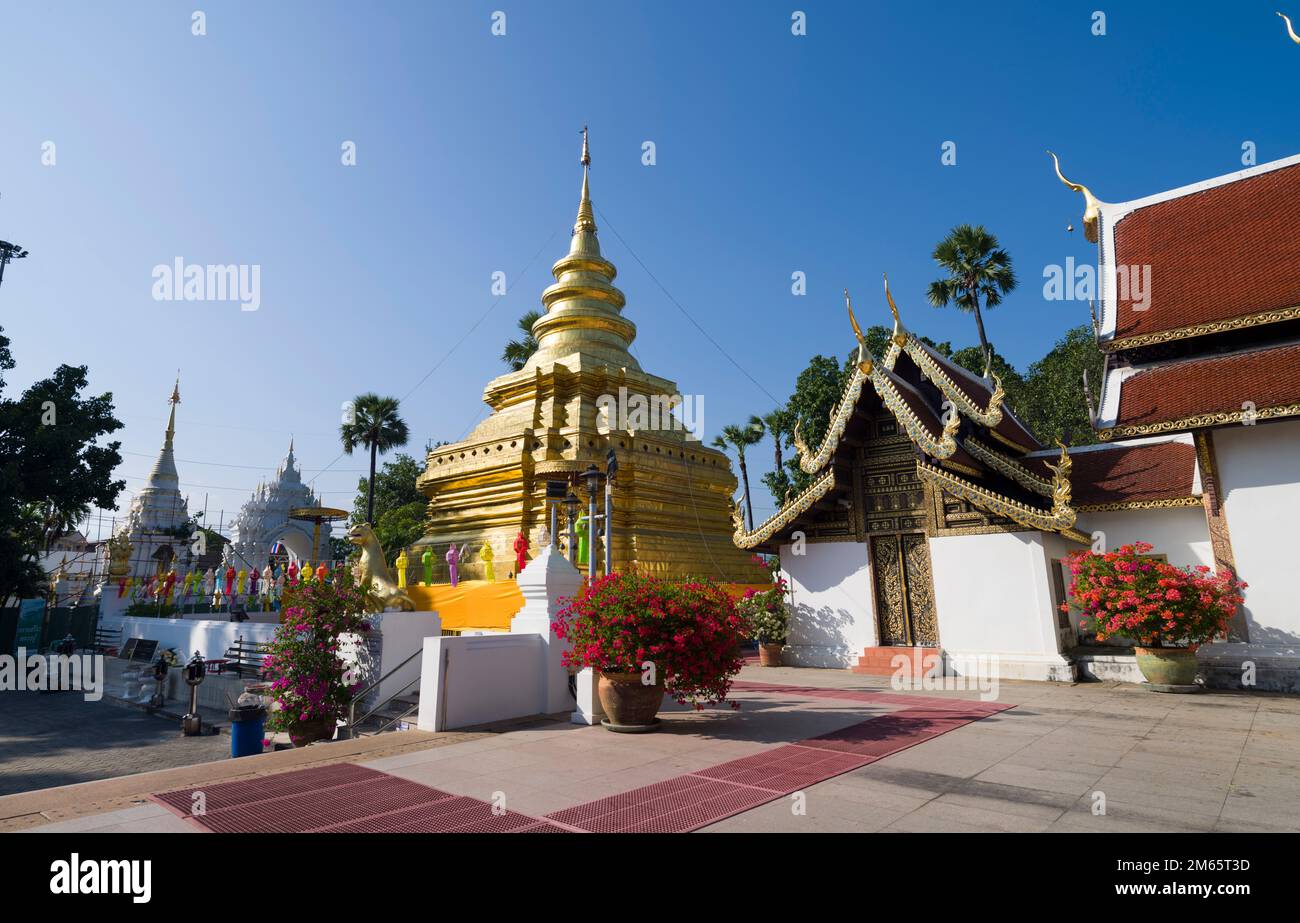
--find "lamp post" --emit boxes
[604,449,617,575]
[582,465,606,579]
[0,240,29,292]
[182,650,206,736]
[564,491,580,566]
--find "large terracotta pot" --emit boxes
[598,672,664,729]
[288,716,336,747]
[758,643,785,667]
[1135,646,1198,687]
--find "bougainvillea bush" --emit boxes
[1062,542,1245,648]
[551,572,747,708]
[736,571,790,645]
[262,567,377,735]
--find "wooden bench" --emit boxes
[94,624,122,656]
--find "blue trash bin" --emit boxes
[229,703,266,758]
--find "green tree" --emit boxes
[759,408,795,507]
[340,393,410,526]
[352,452,425,526]
[372,500,427,564]
[927,224,1017,375]
[712,416,765,529]
[502,310,542,371]
[0,328,125,603]
[1019,325,1104,446]
[949,344,1029,412]
[781,353,854,494]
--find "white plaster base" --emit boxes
[941,649,1076,683]
[780,643,859,670]
[1198,642,1300,693]
[570,667,604,725]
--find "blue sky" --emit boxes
[2,0,1297,533]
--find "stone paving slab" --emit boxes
[10,666,1300,833]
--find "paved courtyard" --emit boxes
[11,665,1300,833]
[0,691,231,798]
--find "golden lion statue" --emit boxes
[347,522,415,613]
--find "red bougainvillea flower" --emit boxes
[552,571,746,708]
[1062,543,1245,648]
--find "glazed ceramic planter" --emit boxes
[758,643,785,667]
[1135,646,1198,686]
[598,672,665,729]
[288,716,336,747]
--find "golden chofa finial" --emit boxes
[1047,151,1105,243]
[882,273,906,347]
[845,288,873,375]
[1279,12,1300,43]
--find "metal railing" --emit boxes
[339,647,424,739]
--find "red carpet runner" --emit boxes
[152,682,1011,833]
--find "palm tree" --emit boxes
[712,415,765,529]
[762,408,794,476]
[926,224,1017,376]
[341,393,410,525]
[502,310,542,371]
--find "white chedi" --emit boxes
[228,441,325,571]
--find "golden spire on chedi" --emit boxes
[415,132,767,582]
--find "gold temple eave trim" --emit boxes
[732,468,837,549]
[1098,402,1300,440]
[882,275,1006,429]
[966,436,1053,495]
[1076,496,1202,513]
[1102,305,1300,352]
[916,458,1089,543]
[793,366,868,474]
[868,364,960,460]
[795,287,962,474]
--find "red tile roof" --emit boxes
[1026,441,1198,507]
[1112,341,1300,433]
[1110,161,1300,346]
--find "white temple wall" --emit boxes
[1074,507,1213,570]
[778,540,876,668]
[1215,419,1300,644]
[930,531,1074,682]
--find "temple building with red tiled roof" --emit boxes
[728,154,1299,691]
[1062,151,1300,691]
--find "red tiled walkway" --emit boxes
[152,682,1011,833]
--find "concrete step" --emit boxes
[851,646,940,677]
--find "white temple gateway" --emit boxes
[228,440,330,571]
[735,153,1300,692]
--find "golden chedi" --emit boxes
[416,131,767,583]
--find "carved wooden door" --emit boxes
[869,532,939,646]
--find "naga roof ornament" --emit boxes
[882,274,1006,428]
[732,468,837,549]
[1047,150,1107,244]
